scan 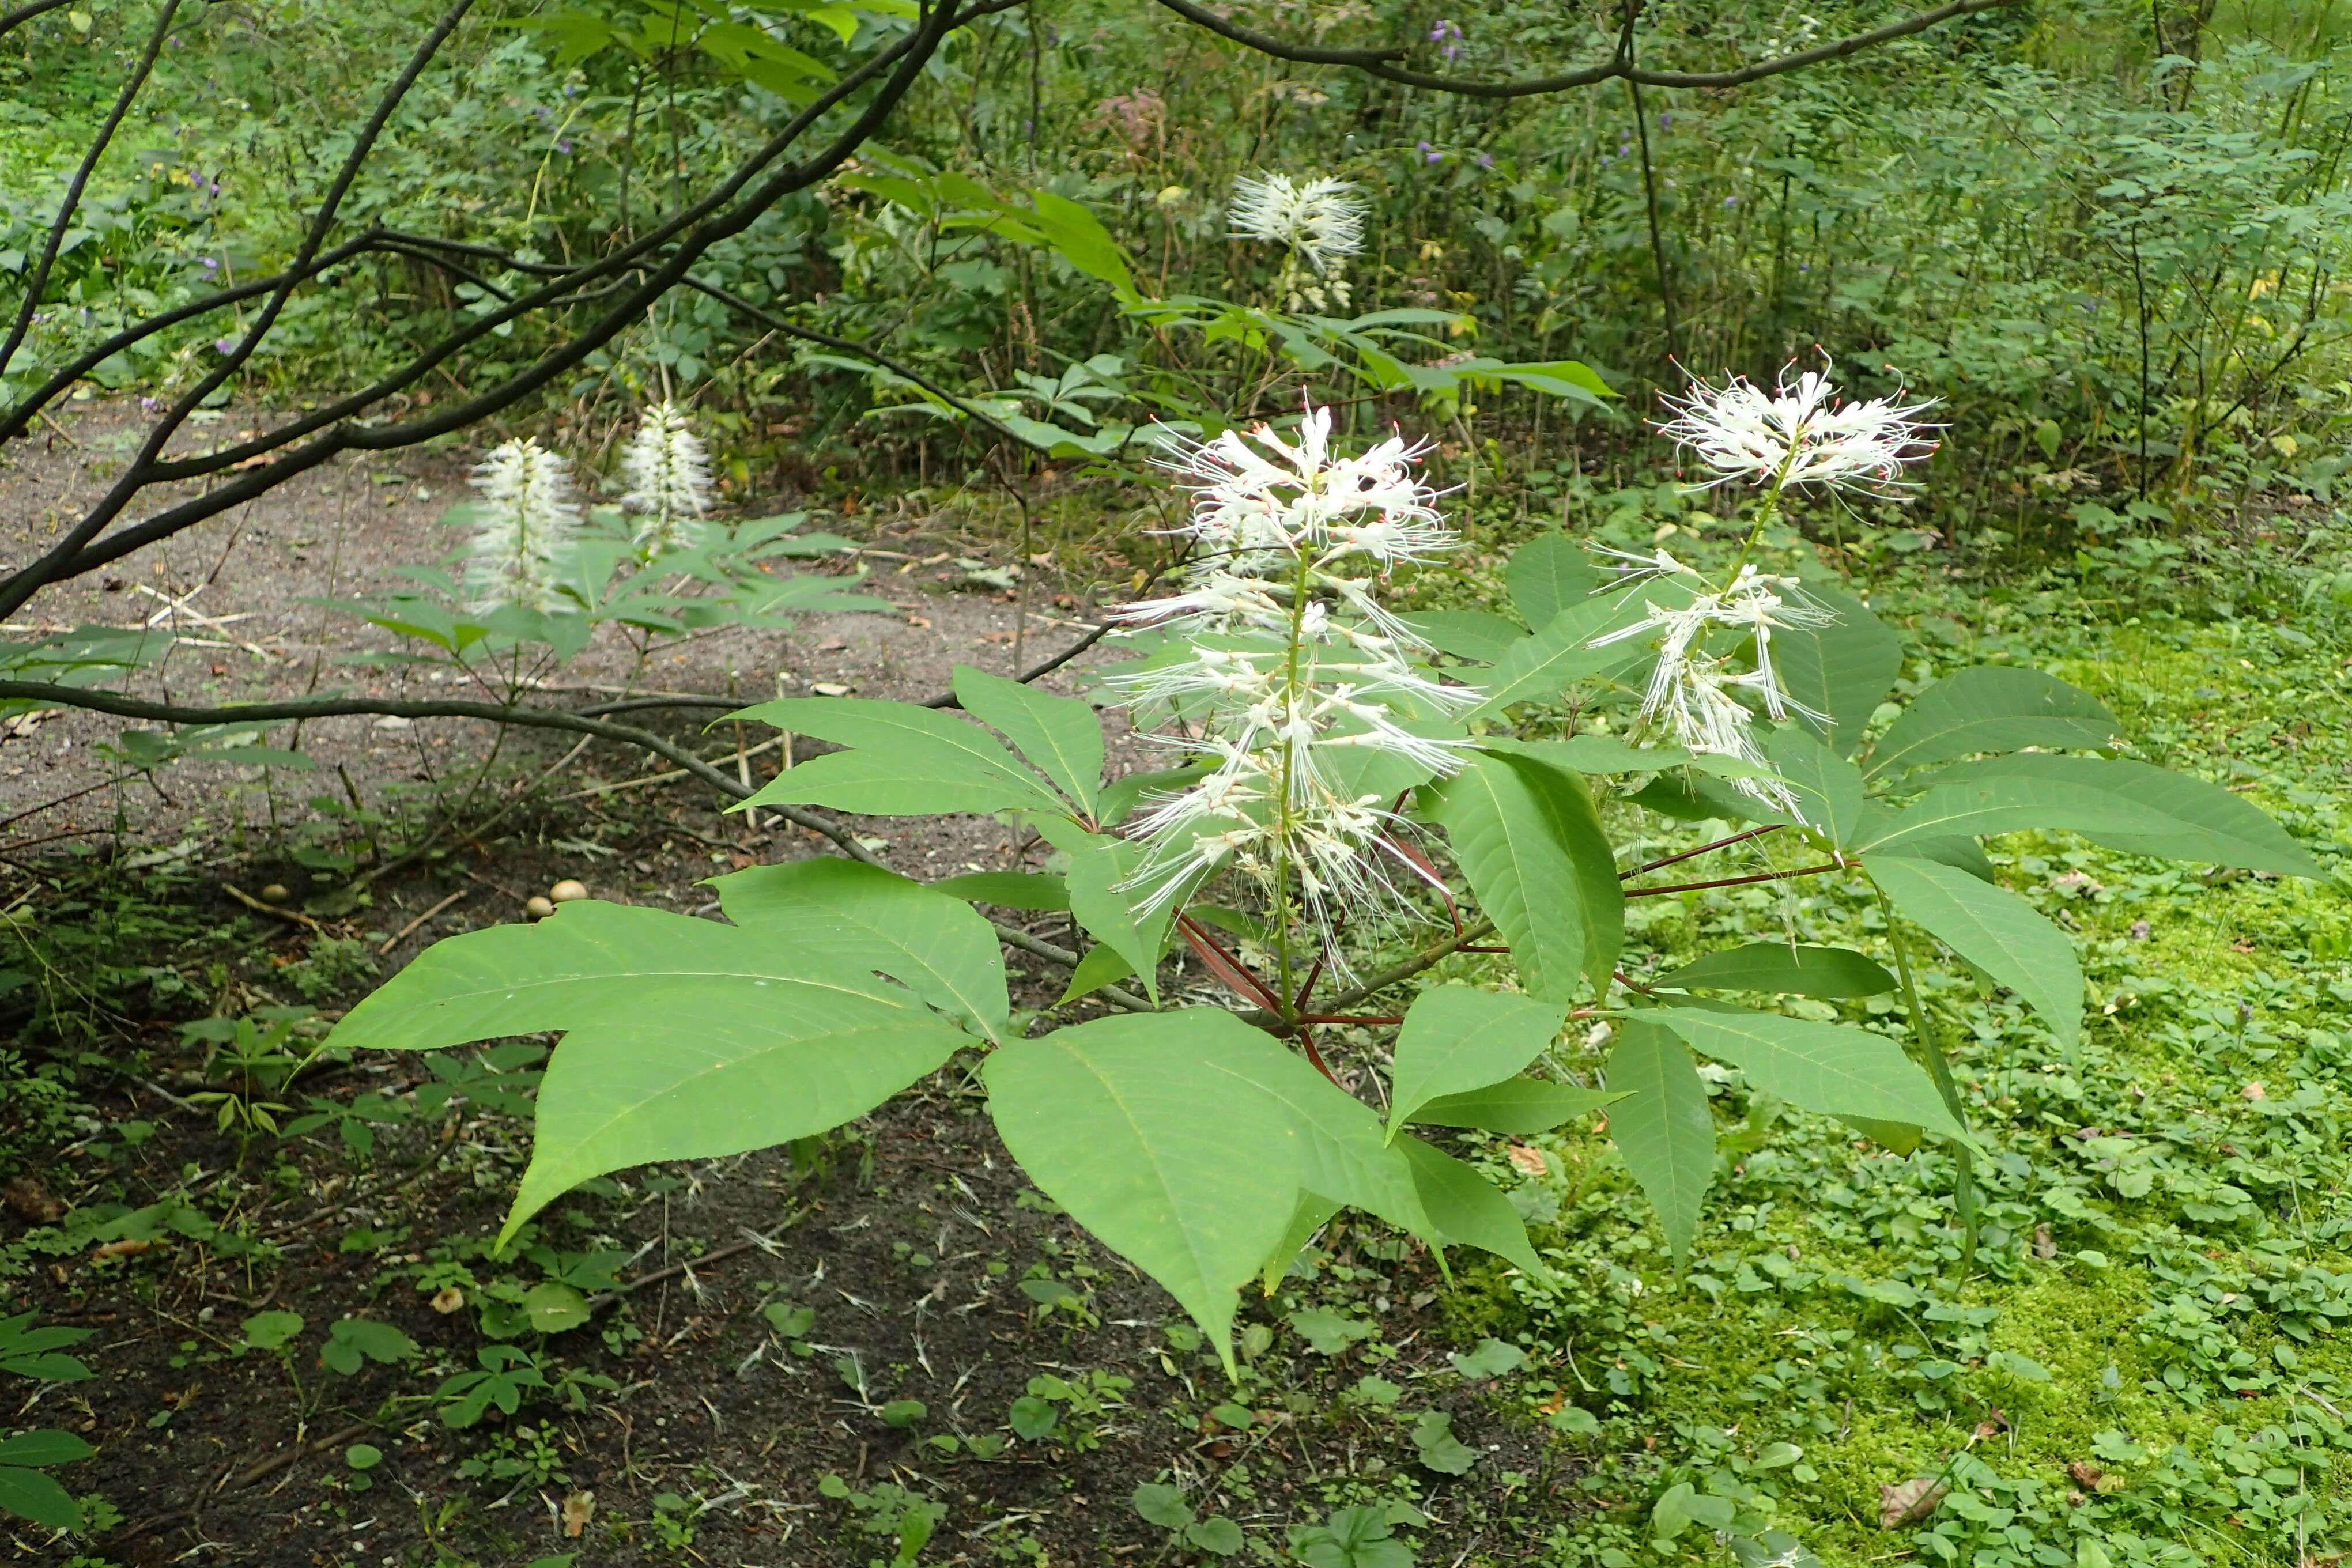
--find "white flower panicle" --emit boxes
[1589,552,1835,815]
[1228,173,1365,274]
[1107,405,1474,944]
[1229,172,1366,313]
[465,437,579,614]
[620,400,713,553]
[1658,361,1940,499]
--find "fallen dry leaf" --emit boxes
[2,1176,64,1223]
[91,1238,152,1261]
[561,1490,595,1537]
[2241,1082,2267,1101]
[431,1286,466,1314]
[1505,1144,1548,1177]
[1879,1476,1950,1529]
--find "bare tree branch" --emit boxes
[0,0,74,43]
[0,0,480,619]
[0,0,1020,613]
[1148,0,2014,98]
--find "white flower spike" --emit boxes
[620,400,713,554]
[1228,172,1365,275]
[1106,402,1473,963]
[465,437,579,615]
[1658,360,1939,499]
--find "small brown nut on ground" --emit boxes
[549,878,590,903]
[524,896,556,919]
[260,883,291,904]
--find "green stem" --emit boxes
[1266,533,1317,1027]
[1874,882,1980,1268]
[1718,449,1798,589]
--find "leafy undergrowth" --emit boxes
[4,554,2350,1567]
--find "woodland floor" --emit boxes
[5,405,2352,1568]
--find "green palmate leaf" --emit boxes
[1044,823,1175,1004]
[1868,856,2083,1049]
[1385,985,1571,1139]
[325,901,972,1238]
[1655,943,1896,998]
[1399,610,1528,665]
[1396,1137,1548,1278]
[1860,754,2320,875]
[1026,189,1140,300]
[1865,666,2121,780]
[1195,1031,1439,1249]
[713,859,1010,1038]
[1767,726,1866,847]
[949,664,1103,815]
[1059,942,1139,1004]
[1097,762,1209,827]
[733,697,1067,818]
[1470,587,1673,715]
[983,1012,1309,1370]
[1428,753,1621,1003]
[0,1431,93,1468]
[1772,584,1902,754]
[1481,734,1663,774]
[1647,1007,1967,1139]
[1408,1079,1619,1134]
[1841,1115,1923,1155]
[1604,1019,1715,1263]
[1261,1192,1342,1294]
[931,870,1070,911]
[1506,534,1599,631]
[1877,832,1997,882]
[0,1460,82,1531]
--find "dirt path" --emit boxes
[2,398,1113,872]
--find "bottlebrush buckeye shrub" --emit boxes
[328,381,2320,1370]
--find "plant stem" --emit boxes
[1266,532,1319,1027]
[1874,883,1980,1268]
[1624,861,1841,898]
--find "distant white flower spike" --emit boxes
[1228,172,1365,276]
[1658,361,1939,498]
[1105,401,1473,962]
[621,401,713,554]
[1588,565,1835,817]
[465,437,579,614]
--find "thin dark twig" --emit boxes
[1620,823,1781,879]
[1625,862,1843,898]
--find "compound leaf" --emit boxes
[325,901,971,1239]
[950,664,1103,815]
[1869,855,2083,1049]
[1655,943,1895,999]
[712,859,1010,1039]
[1605,1019,1715,1263]
[1386,985,1570,1139]
[1648,1007,1965,1139]
[1429,753,1621,1002]
[1866,666,2120,780]
[984,1011,1307,1371]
